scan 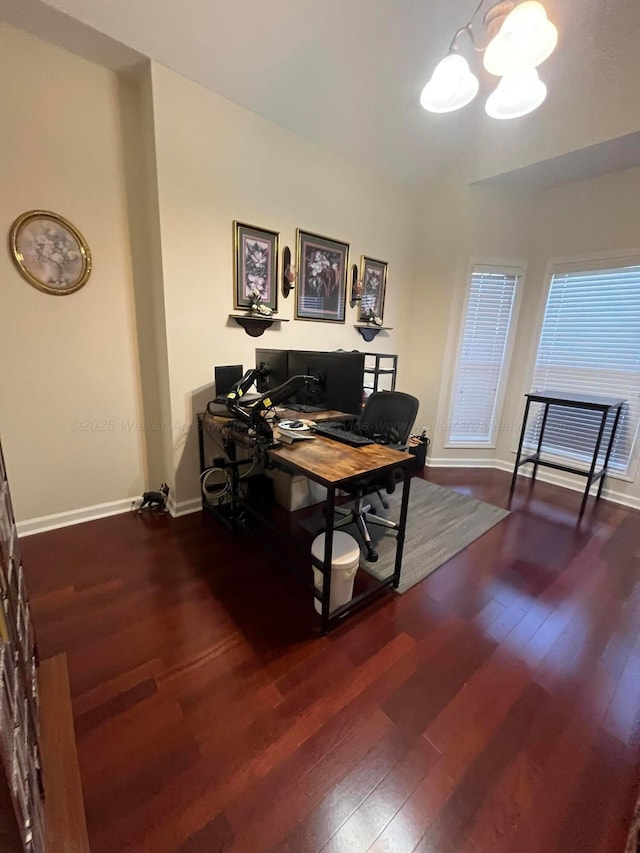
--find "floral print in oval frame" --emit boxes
[10,210,92,295]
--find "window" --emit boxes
[447,265,521,446]
[527,258,640,475]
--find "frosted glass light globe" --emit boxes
[485,68,547,119]
[483,1,558,76]
[419,54,479,113]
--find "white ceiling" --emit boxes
[2,0,639,187]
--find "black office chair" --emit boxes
[333,391,419,562]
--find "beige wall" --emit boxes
[405,172,533,449]
[418,165,640,506]
[0,26,420,524]
[149,62,420,509]
[3,19,639,526]
[496,167,640,505]
[117,65,174,492]
[0,23,146,523]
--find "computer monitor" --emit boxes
[255,348,289,394]
[287,350,365,415]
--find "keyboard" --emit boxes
[311,422,373,447]
[286,403,325,413]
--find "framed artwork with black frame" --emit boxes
[233,221,279,312]
[295,229,349,323]
[358,256,388,322]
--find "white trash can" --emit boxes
[312,531,360,614]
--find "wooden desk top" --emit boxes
[269,435,412,487]
[275,408,351,423]
[200,408,409,487]
[199,408,350,424]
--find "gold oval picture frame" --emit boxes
[9,210,92,295]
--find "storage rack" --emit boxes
[363,352,397,401]
[0,437,44,852]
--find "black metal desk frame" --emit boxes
[509,392,626,518]
[287,457,412,635]
[197,412,412,634]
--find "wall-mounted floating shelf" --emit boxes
[354,324,393,342]
[229,314,289,337]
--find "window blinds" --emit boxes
[527,262,640,474]
[448,268,519,445]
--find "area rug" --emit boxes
[300,478,509,594]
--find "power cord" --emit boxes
[200,457,258,505]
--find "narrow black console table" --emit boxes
[509,391,626,518]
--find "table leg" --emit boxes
[321,486,336,635]
[510,397,532,499]
[533,403,550,479]
[597,406,622,500]
[393,468,412,589]
[580,409,609,518]
[197,417,206,510]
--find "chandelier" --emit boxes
[420,1,558,119]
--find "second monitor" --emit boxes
[254,348,365,415]
[287,350,364,415]
[255,348,288,394]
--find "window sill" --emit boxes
[445,442,497,451]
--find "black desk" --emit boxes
[509,391,626,518]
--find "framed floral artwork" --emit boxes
[233,221,279,313]
[295,230,349,323]
[9,210,92,295]
[358,256,388,322]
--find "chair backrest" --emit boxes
[356,391,419,446]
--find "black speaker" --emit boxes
[214,364,243,397]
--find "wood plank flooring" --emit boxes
[19,469,640,852]
[39,653,91,853]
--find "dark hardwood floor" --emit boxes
[20,468,640,852]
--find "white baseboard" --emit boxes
[169,497,202,517]
[17,497,134,537]
[17,459,639,538]
[495,457,640,511]
[428,456,640,511]
[17,493,203,537]
[428,457,498,469]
